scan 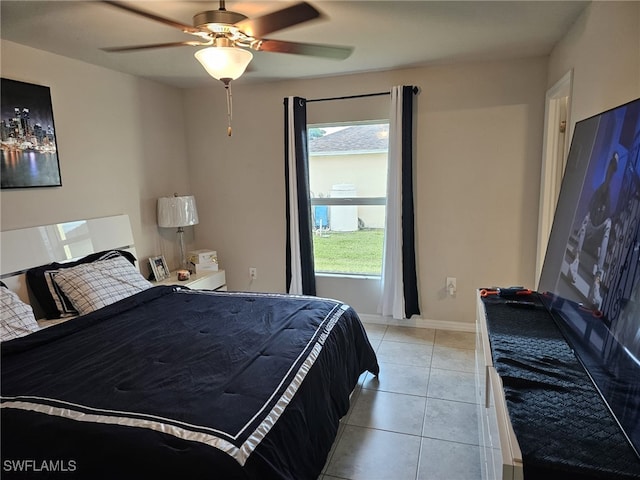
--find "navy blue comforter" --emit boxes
[1,286,379,479]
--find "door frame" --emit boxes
[535,69,573,287]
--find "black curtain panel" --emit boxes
[400,85,420,317]
[284,96,316,295]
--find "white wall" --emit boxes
[184,57,548,326]
[0,40,192,276]
[548,1,640,129]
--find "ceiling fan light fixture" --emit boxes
[194,46,253,81]
[205,24,237,35]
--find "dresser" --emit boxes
[475,290,640,480]
[475,291,523,480]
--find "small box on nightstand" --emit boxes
[188,249,218,273]
[192,262,219,273]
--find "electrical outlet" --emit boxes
[446,277,457,296]
[249,267,257,280]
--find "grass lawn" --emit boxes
[313,229,384,275]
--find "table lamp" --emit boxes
[157,194,199,270]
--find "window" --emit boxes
[308,122,388,275]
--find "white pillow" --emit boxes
[54,255,152,315]
[1,287,39,341]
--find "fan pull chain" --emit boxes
[225,81,233,136]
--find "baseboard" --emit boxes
[358,313,476,333]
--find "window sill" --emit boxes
[315,272,381,281]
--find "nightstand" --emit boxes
[153,269,226,291]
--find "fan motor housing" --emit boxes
[193,10,247,28]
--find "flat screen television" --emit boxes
[538,97,640,458]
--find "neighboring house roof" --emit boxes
[309,124,389,153]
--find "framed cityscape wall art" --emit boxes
[1,78,62,189]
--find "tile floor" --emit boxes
[319,324,482,480]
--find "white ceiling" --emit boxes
[1,1,589,89]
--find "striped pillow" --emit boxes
[1,287,39,341]
[54,255,152,316]
[27,250,138,319]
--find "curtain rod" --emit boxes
[306,87,418,103]
[306,91,388,103]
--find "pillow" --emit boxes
[53,255,152,315]
[1,286,39,341]
[26,250,137,319]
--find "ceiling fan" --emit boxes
[101,1,353,80]
[101,1,352,135]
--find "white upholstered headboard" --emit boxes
[1,214,137,315]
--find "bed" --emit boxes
[0,216,379,479]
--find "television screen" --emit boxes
[538,97,640,457]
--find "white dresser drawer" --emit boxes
[154,270,226,291]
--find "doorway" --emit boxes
[536,70,573,286]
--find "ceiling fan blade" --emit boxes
[235,2,321,38]
[256,39,353,60]
[102,41,209,52]
[102,1,203,36]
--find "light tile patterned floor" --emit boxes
[319,324,482,480]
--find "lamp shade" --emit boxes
[157,195,199,228]
[194,46,253,81]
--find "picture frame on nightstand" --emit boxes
[149,255,169,281]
